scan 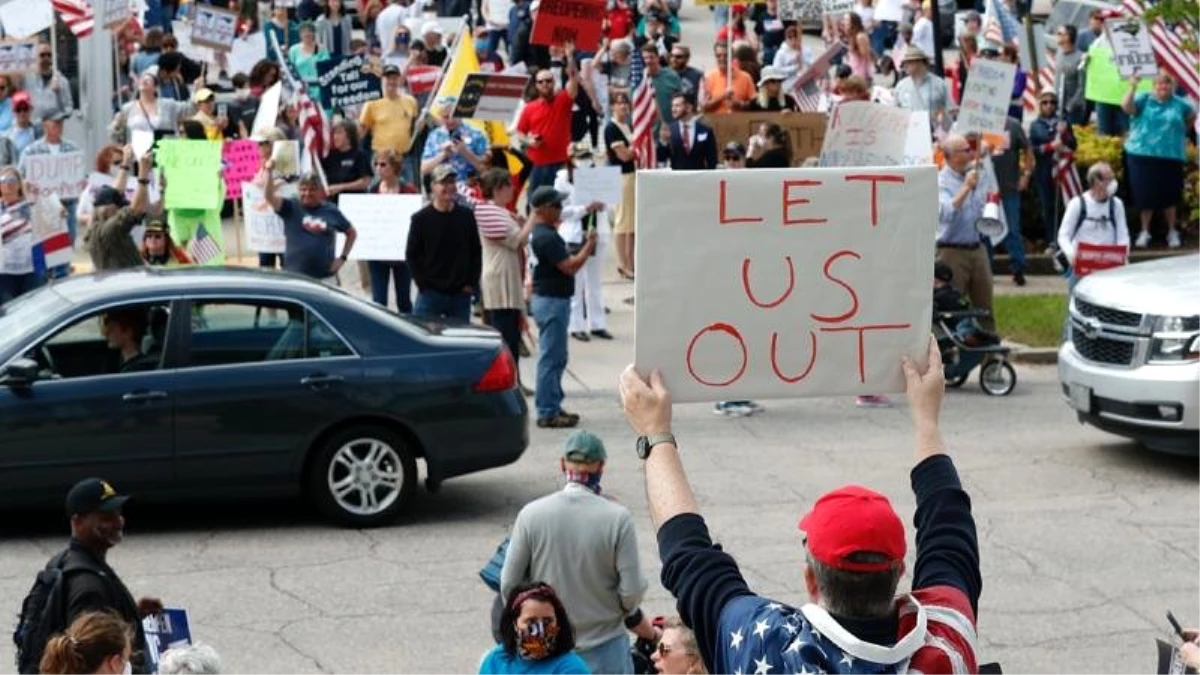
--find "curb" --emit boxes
[1009,348,1059,365]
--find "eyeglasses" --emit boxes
[536,78,554,84]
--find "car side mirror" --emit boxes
[0,358,40,388]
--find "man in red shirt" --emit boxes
[516,42,579,195]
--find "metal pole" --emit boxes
[726,7,733,91]
[233,198,244,264]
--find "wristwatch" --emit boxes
[636,433,676,460]
[338,254,348,261]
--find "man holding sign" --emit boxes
[262,168,358,284]
[936,134,995,332]
[1056,161,1129,286]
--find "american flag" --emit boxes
[982,0,1005,47]
[270,30,330,169]
[32,200,73,276]
[1022,58,1055,112]
[1122,0,1200,101]
[795,79,823,113]
[1056,149,1083,202]
[631,77,658,169]
[187,223,222,265]
[52,0,95,38]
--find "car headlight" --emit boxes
[1155,316,1188,333]
[1149,316,1200,362]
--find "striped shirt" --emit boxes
[474,201,517,241]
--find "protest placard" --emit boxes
[0,209,31,274]
[252,82,283,138]
[222,140,260,201]
[156,140,223,210]
[172,20,215,62]
[31,195,72,270]
[0,40,37,75]
[1104,17,1158,78]
[0,0,53,39]
[1073,242,1128,277]
[634,166,936,401]
[903,110,934,165]
[132,129,156,161]
[317,55,383,113]
[190,4,239,51]
[823,0,854,15]
[241,182,287,253]
[957,59,1016,137]
[406,65,442,96]
[571,166,622,206]
[229,32,267,78]
[819,101,912,167]
[100,0,131,30]
[453,73,529,121]
[23,152,87,201]
[142,608,192,675]
[778,0,822,21]
[704,112,827,165]
[337,194,421,261]
[530,0,606,50]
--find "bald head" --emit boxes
[942,134,974,172]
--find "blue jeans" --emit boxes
[527,163,563,198]
[1095,103,1128,136]
[0,273,43,304]
[577,633,634,675]
[1001,192,1026,273]
[531,294,570,419]
[1035,174,1058,245]
[414,288,471,322]
[368,261,412,312]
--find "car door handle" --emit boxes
[122,390,168,403]
[300,374,344,388]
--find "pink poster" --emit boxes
[222,140,261,201]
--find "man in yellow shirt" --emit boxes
[702,42,755,114]
[191,88,227,141]
[359,64,419,169]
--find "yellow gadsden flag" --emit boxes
[433,29,516,152]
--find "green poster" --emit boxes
[157,139,223,210]
[1086,41,1153,106]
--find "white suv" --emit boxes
[1058,255,1200,455]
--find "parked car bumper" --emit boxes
[420,391,529,485]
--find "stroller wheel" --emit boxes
[980,360,1016,396]
[946,372,969,389]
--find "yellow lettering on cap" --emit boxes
[101,481,116,499]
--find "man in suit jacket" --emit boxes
[658,93,718,171]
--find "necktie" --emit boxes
[681,123,690,154]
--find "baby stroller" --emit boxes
[934,308,1017,396]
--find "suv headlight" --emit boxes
[1149,316,1200,362]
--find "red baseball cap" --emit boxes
[798,485,906,572]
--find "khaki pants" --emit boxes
[936,245,995,332]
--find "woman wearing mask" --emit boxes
[110,73,187,144]
[650,617,707,675]
[0,166,40,303]
[364,150,415,311]
[289,22,330,104]
[38,611,133,675]
[555,147,612,343]
[476,168,535,391]
[384,25,413,69]
[480,582,589,674]
[746,122,792,168]
[140,219,192,266]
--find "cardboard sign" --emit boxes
[703,112,828,165]
[156,140,223,210]
[530,0,606,51]
[572,166,622,206]
[336,194,421,261]
[241,182,287,254]
[229,32,267,77]
[23,152,87,201]
[0,0,53,39]
[822,0,854,15]
[0,40,37,75]
[779,0,823,21]
[957,59,1016,137]
[100,0,131,30]
[820,102,914,167]
[634,166,936,402]
[252,82,283,138]
[317,55,383,113]
[1104,17,1158,79]
[453,73,529,121]
[1073,242,1127,277]
[406,65,442,96]
[142,609,192,675]
[222,140,260,201]
[189,5,238,52]
[172,20,215,63]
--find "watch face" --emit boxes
[636,436,649,459]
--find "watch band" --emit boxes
[645,433,676,448]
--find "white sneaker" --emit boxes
[1168,230,1182,249]
[1135,231,1151,248]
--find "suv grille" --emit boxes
[1072,330,1135,366]
[1074,297,1142,328]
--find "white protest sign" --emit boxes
[131,129,155,160]
[819,101,911,167]
[252,82,283,138]
[634,166,936,402]
[0,39,37,75]
[190,4,239,51]
[337,194,421,261]
[779,0,822,21]
[571,166,622,206]
[957,59,1016,137]
[23,152,87,201]
[902,110,934,165]
[241,182,287,254]
[100,0,131,30]
[0,0,53,39]
[822,0,854,15]
[172,20,215,63]
[229,32,266,77]
[1104,17,1157,79]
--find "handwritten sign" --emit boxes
[454,73,529,121]
[704,113,827,165]
[571,166,622,206]
[229,32,267,77]
[156,140,223,210]
[1073,242,1127,276]
[1104,17,1158,78]
[23,152,87,201]
[241,182,287,253]
[634,166,937,401]
[171,20,214,63]
[957,59,1016,137]
[99,0,131,30]
[142,608,191,675]
[0,0,53,39]
[530,0,606,50]
[190,4,239,51]
[823,0,854,15]
[317,55,383,113]
[336,194,421,261]
[222,140,260,201]
[819,102,912,167]
[779,0,822,21]
[0,40,37,75]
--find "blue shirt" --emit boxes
[276,197,352,279]
[422,123,489,181]
[478,645,590,674]
[937,165,987,246]
[1124,92,1195,162]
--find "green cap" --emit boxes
[563,430,607,463]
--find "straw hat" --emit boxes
[900,45,930,64]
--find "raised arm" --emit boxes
[130,152,154,217]
[261,161,284,212]
[564,41,579,100]
[619,366,696,529]
[1121,75,1140,116]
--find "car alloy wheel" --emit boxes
[310,425,416,527]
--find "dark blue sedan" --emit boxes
[0,267,528,527]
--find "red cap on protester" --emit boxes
[798,485,906,572]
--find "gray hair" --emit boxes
[1086,161,1113,186]
[612,40,632,55]
[807,552,903,618]
[158,643,222,675]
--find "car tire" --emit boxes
[308,424,417,528]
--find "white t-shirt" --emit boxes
[484,0,513,28]
[854,3,875,27]
[375,4,405,51]
[1058,192,1130,263]
[913,16,935,61]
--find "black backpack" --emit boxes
[12,550,90,674]
[1070,195,1119,244]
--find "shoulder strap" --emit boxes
[1109,198,1118,244]
[1071,196,1085,242]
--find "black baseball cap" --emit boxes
[382,64,401,76]
[65,478,130,517]
[529,186,566,208]
[92,185,129,208]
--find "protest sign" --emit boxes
[1104,17,1158,78]
[0,39,37,75]
[132,129,156,161]
[241,182,287,253]
[229,32,267,77]
[172,20,215,63]
[903,110,934,165]
[0,209,32,275]
[530,0,606,50]
[190,4,239,51]
[23,152,87,201]
[222,140,260,201]
[0,0,53,39]
[822,0,854,15]
[572,166,622,206]
[1073,242,1128,277]
[317,55,382,113]
[143,609,192,675]
[252,82,283,137]
[31,195,72,271]
[819,101,912,167]
[779,0,822,21]
[99,0,131,30]
[156,140,223,210]
[406,65,442,96]
[634,166,936,402]
[453,73,529,121]
[337,194,421,261]
[957,59,1016,137]
[704,112,827,165]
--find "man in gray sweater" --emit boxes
[501,431,659,674]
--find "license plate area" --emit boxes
[1069,383,1092,414]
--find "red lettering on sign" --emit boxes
[820,323,912,383]
[781,180,827,226]
[845,174,905,227]
[810,249,861,324]
[685,322,748,387]
[741,256,795,309]
[770,329,818,383]
[719,179,763,225]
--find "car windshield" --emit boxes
[0,288,71,356]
